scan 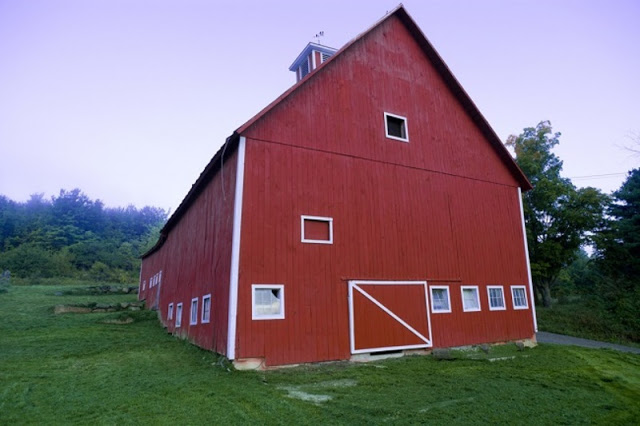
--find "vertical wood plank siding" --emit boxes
[234,15,534,365]
[140,149,238,356]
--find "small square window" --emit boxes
[301,215,333,244]
[461,286,481,312]
[488,286,506,311]
[252,284,285,320]
[511,286,528,310]
[175,303,183,327]
[384,112,409,142]
[430,286,451,313]
[168,302,174,320]
[202,294,211,323]
[190,298,198,325]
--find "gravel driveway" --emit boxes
[536,331,640,354]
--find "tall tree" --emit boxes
[507,121,607,307]
[596,168,640,282]
[593,168,640,340]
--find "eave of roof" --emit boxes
[141,133,240,258]
[142,5,531,259]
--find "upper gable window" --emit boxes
[384,112,409,142]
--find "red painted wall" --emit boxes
[140,148,238,356]
[233,15,534,366]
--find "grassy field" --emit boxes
[1,284,639,424]
[536,300,640,348]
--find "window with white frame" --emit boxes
[190,298,198,325]
[430,286,451,313]
[461,286,481,312]
[301,215,333,244]
[201,294,211,323]
[252,285,285,320]
[175,303,183,327]
[384,112,409,142]
[488,286,506,311]
[511,286,528,310]
[142,280,146,291]
[168,303,174,320]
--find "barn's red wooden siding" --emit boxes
[233,14,534,366]
[140,148,238,355]
[235,140,532,365]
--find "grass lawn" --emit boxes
[1,284,639,424]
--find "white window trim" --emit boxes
[168,302,174,320]
[252,284,285,320]
[301,215,334,244]
[142,280,146,291]
[429,285,451,313]
[487,286,506,311]
[384,112,409,142]
[190,297,198,325]
[201,294,211,323]
[511,285,529,310]
[175,303,183,327]
[461,285,481,312]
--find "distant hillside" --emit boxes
[0,189,166,283]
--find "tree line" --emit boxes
[509,121,639,341]
[0,189,166,283]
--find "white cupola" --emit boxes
[289,42,337,82]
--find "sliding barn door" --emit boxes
[348,281,432,354]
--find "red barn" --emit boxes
[139,6,537,369]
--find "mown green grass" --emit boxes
[1,284,639,424]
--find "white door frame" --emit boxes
[348,280,432,354]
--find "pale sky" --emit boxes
[1,0,638,210]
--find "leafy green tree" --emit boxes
[0,188,167,282]
[593,169,640,340]
[596,168,640,281]
[507,121,607,307]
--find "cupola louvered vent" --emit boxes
[289,42,338,83]
[300,60,310,80]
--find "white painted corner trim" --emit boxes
[518,187,538,331]
[227,136,246,360]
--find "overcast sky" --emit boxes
[1,0,638,211]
